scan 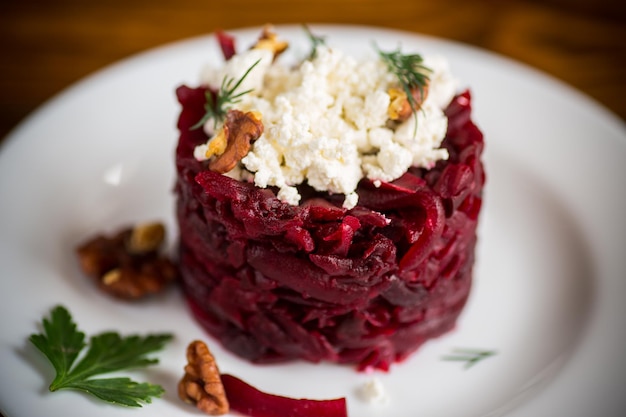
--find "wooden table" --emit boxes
[1,0,624,143]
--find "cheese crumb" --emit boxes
[358,378,390,405]
[195,40,458,207]
[343,192,359,210]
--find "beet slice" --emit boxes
[221,374,347,417]
[216,30,237,60]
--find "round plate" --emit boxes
[1,25,625,417]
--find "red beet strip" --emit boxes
[221,374,348,417]
[216,30,237,60]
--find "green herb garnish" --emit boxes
[375,44,431,134]
[191,58,261,131]
[303,24,326,59]
[442,348,497,369]
[29,305,173,407]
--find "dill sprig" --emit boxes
[303,25,326,59]
[375,44,431,133]
[192,58,261,130]
[441,348,497,369]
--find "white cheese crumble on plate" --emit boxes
[194,32,458,209]
[358,377,390,405]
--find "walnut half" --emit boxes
[75,222,177,299]
[253,24,289,59]
[207,109,264,174]
[179,340,229,415]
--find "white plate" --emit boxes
[1,24,625,417]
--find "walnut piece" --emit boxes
[387,84,430,122]
[203,128,228,160]
[208,109,264,173]
[75,222,178,299]
[253,24,288,58]
[179,340,229,415]
[127,222,165,254]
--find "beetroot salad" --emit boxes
[174,27,485,371]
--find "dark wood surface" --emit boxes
[1,0,624,144]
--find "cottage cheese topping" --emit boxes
[195,42,458,208]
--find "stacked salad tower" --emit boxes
[175,27,485,371]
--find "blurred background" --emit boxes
[0,0,624,142]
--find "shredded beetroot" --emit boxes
[216,30,236,60]
[221,374,347,417]
[175,86,485,371]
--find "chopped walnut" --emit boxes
[253,24,288,59]
[127,222,165,254]
[387,88,411,121]
[203,128,228,160]
[208,109,264,174]
[387,84,430,122]
[75,222,178,299]
[179,340,229,415]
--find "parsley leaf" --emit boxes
[29,305,172,407]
